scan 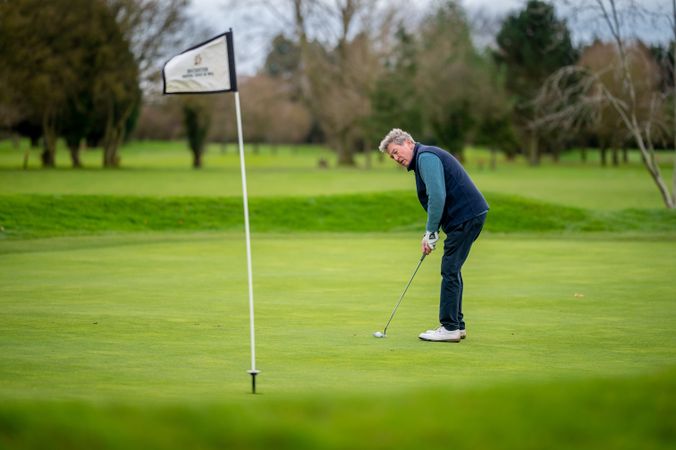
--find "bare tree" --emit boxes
[288,0,395,165]
[227,0,399,165]
[535,0,676,208]
[240,74,311,147]
[107,0,192,91]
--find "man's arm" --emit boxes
[418,153,446,233]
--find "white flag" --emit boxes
[162,31,237,94]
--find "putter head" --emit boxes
[373,331,386,338]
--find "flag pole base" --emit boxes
[247,370,260,394]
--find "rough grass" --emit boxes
[1,192,675,240]
[1,368,674,450]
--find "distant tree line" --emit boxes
[149,0,672,169]
[1,0,674,205]
[0,0,190,168]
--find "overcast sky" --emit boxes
[187,0,673,74]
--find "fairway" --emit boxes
[1,141,674,209]
[2,232,674,400]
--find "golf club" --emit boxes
[373,252,426,338]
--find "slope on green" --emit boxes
[0,231,675,448]
[1,193,676,239]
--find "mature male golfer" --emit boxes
[379,129,489,342]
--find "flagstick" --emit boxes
[235,91,259,394]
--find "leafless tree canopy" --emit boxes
[536,0,676,208]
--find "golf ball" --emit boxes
[373,331,385,338]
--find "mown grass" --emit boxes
[1,192,675,240]
[1,140,674,209]
[2,233,674,399]
[1,139,675,448]
[1,231,674,447]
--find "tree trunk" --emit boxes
[580,147,587,163]
[30,135,40,148]
[192,148,203,168]
[600,146,607,166]
[528,132,539,166]
[552,144,560,163]
[41,147,55,167]
[41,113,57,168]
[629,121,674,208]
[337,147,355,166]
[611,147,619,166]
[336,133,355,166]
[22,148,30,170]
[102,100,134,168]
[622,147,628,164]
[68,141,82,168]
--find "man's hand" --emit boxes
[422,231,439,255]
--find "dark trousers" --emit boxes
[439,213,486,331]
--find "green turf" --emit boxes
[1,139,675,447]
[1,368,674,450]
[1,231,675,448]
[1,232,674,400]
[1,193,675,239]
[1,140,674,209]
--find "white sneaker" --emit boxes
[419,326,461,342]
[426,328,467,339]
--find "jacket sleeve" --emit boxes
[418,153,446,232]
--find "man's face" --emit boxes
[385,140,414,167]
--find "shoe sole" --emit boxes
[419,336,461,343]
[425,330,466,339]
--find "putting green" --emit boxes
[1,232,674,401]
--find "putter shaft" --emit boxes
[382,253,426,335]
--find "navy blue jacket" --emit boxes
[407,143,489,232]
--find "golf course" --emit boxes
[0,141,674,448]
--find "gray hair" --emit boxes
[378,128,414,153]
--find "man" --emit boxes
[379,128,489,343]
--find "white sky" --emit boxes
[188,0,673,74]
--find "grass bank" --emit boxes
[1,192,675,239]
[2,142,673,209]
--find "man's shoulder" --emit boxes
[417,151,442,166]
[416,144,455,164]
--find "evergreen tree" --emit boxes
[494,0,576,164]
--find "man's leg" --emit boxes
[439,214,486,331]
